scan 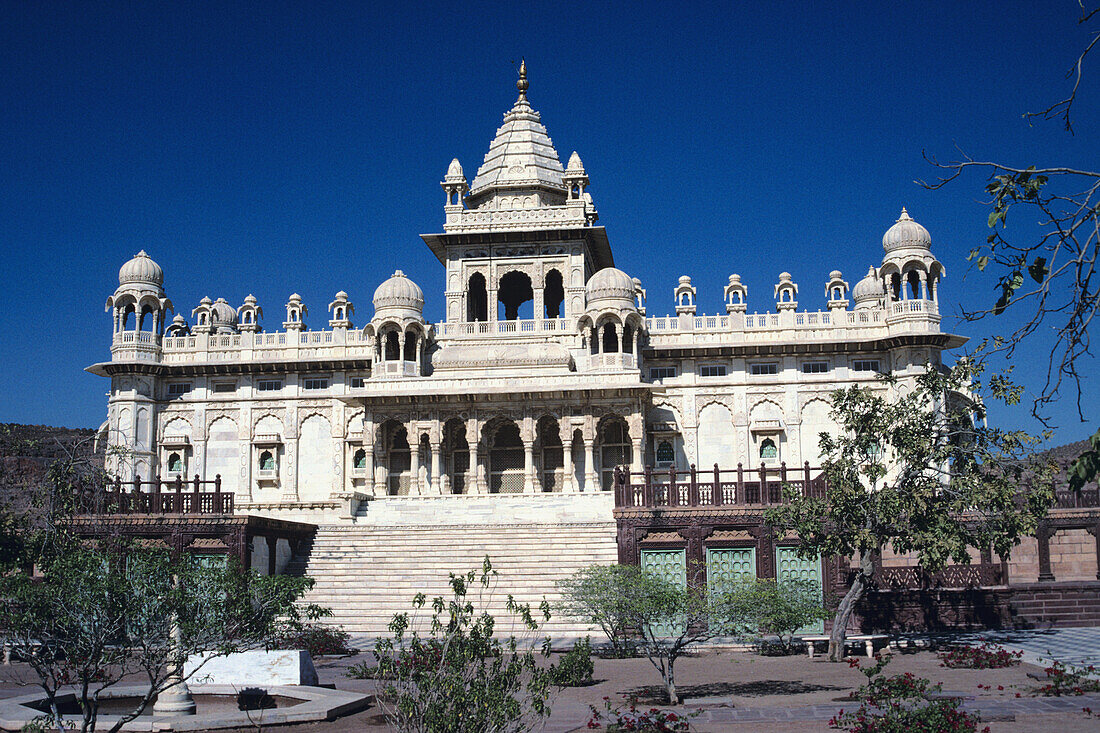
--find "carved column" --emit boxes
[583,439,598,492]
[560,424,575,492]
[1036,522,1055,582]
[430,441,442,494]
[409,432,420,495]
[281,436,299,502]
[523,438,536,493]
[466,421,480,495]
[534,286,544,320]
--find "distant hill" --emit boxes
[0,424,101,510]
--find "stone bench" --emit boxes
[802,634,891,658]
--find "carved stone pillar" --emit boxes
[280,437,299,502]
[364,443,376,496]
[523,437,536,493]
[1036,522,1055,582]
[409,435,420,495]
[560,424,575,492]
[430,442,442,494]
[583,439,598,492]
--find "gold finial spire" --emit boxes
[516,58,529,102]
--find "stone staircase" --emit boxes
[296,522,619,640]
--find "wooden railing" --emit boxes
[1054,487,1100,508]
[612,462,827,508]
[77,475,234,515]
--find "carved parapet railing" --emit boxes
[870,563,1005,590]
[77,474,234,515]
[613,462,827,509]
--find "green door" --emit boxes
[640,549,686,638]
[706,548,756,594]
[775,547,824,634]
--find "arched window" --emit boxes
[489,422,524,493]
[353,448,367,469]
[403,331,417,361]
[759,438,777,460]
[890,273,902,301]
[467,273,488,322]
[388,426,411,495]
[906,270,921,299]
[544,270,564,318]
[167,452,183,473]
[656,440,674,466]
[622,323,633,354]
[259,450,275,471]
[123,305,135,330]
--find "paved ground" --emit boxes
[3,631,1099,731]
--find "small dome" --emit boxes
[678,275,692,285]
[210,298,238,332]
[243,294,257,305]
[118,250,163,287]
[829,270,843,279]
[778,271,792,281]
[199,296,213,306]
[446,158,464,180]
[335,290,348,299]
[288,293,302,302]
[882,208,931,253]
[586,267,637,306]
[852,267,883,303]
[373,270,424,314]
[729,274,742,284]
[567,151,584,171]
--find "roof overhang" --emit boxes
[420,226,613,270]
[85,358,373,379]
[643,332,968,359]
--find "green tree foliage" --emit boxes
[371,556,554,733]
[547,637,595,687]
[558,563,761,705]
[0,542,316,733]
[765,365,1053,661]
[731,578,828,654]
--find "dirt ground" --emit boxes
[2,648,1098,732]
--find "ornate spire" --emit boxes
[516,58,528,103]
[898,207,911,222]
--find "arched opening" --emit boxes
[544,270,564,318]
[622,323,634,354]
[139,305,155,332]
[536,416,563,492]
[259,450,275,471]
[403,330,418,361]
[601,323,619,353]
[498,271,533,321]
[122,304,135,330]
[906,270,921,300]
[443,418,469,494]
[589,326,599,354]
[353,448,367,469]
[167,452,183,473]
[198,312,208,326]
[387,424,411,495]
[467,273,488,322]
[489,421,523,493]
[384,330,400,361]
[890,272,902,301]
[290,310,298,322]
[599,418,632,491]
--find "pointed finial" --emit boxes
[516,58,529,102]
[898,207,911,221]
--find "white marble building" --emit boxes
[89,63,963,527]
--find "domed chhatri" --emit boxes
[566,151,584,171]
[445,158,464,180]
[585,267,637,305]
[852,266,883,305]
[373,270,425,314]
[882,207,932,253]
[118,250,164,287]
[209,298,238,332]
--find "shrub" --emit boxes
[549,637,595,687]
[372,556,554,732]
[588,696,693,732]
[728,578,828,654]
[274,622,356,657]
[1035,660,1100,696]
[829,655,989,733]
[557,565,642,658]
[937,642,1021,669]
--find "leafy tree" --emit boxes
[765,364,1053,661]
[371,556,554,733]
[556,564,644,657]
[0,541,316,733]
[732,578,828,654]
[922,3,1099,481]
[560,563,758,705]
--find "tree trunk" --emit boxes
[665,655,678,705]
[828,554,874,662]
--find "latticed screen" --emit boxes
[389,450,410,495]
[776,547,824,634]
[491,447,523,493]
[600,421,632,491]
[450,451,469,494]
[640,549,686,637]
[706,548,756,596]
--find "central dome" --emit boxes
[118,250,163,288]
[586,267,636,306]
[882,208,931,253]
[373,270,424,315]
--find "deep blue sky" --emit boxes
[1,1,1096,444]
